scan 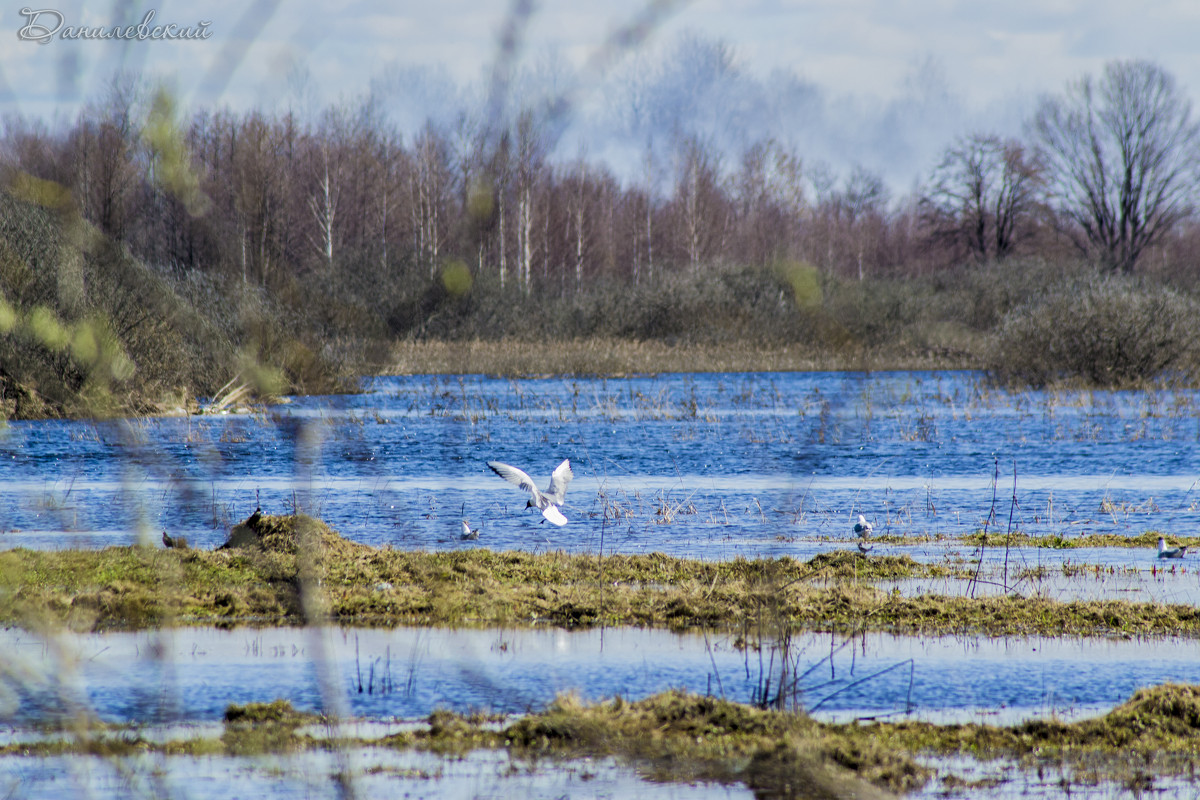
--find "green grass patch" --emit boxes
[959,530,1185,549]
[847,682,1200,787]
[2,514,1199,638]
[10,686,1200,796]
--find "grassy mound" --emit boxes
[868,683,1200,763]
[495,690,917,798]
[220,512,369,559]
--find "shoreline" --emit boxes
[380,337,977,377]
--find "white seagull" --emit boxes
[853,514,873,537]
[459,503,480,540]
[487,459,574,526]
[1158,536,1188,559]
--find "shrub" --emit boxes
[985,274,1200,388]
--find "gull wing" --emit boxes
[488,461,539,495]
[545,459,574,503]
[542,505,568,526]
[462,520,472,537]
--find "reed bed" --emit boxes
[383,337,972,377]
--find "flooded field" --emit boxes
[0,749,754,800]
[3,370,1200,797]
[7,625,1200,728]
[2,370,1199,558]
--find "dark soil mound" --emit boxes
[220,512,368,558]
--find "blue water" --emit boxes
[5,626,1199,728]
[4,371,1200,797]
[1,371,1198,558]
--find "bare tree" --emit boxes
[308,142,340,269]
[409,123,453,278]
[512,109,548,293]
[841,165,889,281]
[924,132,1041,261]
[804,160,839,271]
[374,126,405,273]
[1032,60,1200,273]
[71,77,142,241]
[732,139,806,264]
[635,136,658,285]
[564,156,590,292]
[672,135,724,273]
[230,112,285,286]
[489,132,512,290]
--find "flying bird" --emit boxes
[853,514,873,537]
[1158,536,1188,559]
[487,459,574,526]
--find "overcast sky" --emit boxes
[4,1,1199,189]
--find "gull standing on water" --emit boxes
[459,503,481,540]
[487,459,574,526]
[853,515,873,537]
[1158,536,1188,559]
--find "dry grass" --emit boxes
[497,689,914,798]
[382,337,973,377]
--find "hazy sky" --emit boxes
[4,1,1199,188]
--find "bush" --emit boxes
[985,274,1200,387]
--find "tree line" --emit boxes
[3,59,1199,306]
[2,59,1200,415]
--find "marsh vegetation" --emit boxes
[5,12,1200,796]
[5,366,1200,796]
[5,513,1200,641]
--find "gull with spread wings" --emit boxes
[487,459,574,526]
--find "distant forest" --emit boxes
[2,55,1200,417]
[5,55,1200,286]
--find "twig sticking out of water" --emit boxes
[808,659,916,714]
[969,457,1000,599]
[703,631,726,701]
[1003,460,1019,591]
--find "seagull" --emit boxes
[1158,536,1188,559]
[853,514,873,537]
[487,459,574,526]
[459,505,481,540]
